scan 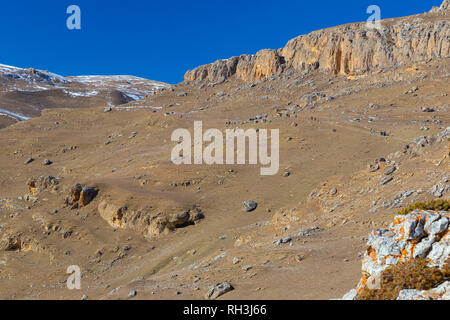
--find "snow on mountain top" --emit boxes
[0,63,69,84]
[70,75,169,87]
[0,63,169,101]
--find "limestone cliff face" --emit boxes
[184,2,450,83]
[184,50,285,83]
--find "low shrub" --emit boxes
[397,199,450,215]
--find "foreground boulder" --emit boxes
[343,209,449,300]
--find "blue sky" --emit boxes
[0,0,440,84]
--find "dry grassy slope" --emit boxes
[0,9,449,300]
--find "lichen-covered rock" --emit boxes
[397,281,450,300]
[343,209,449,300]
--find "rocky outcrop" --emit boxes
[397,281,450,300]
[343,209,449,300]
[64,184,98,209]
[430,0,449,13]
[98,200,204,237]
[184,49,285,84]
[185,2,450,83]
[26,175,58,195]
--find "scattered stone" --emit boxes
[429,183,448,198]
[242,265,252,271]
[296,226,320,237]
[213,253,228,261]
[242,200,258,212]
[274,237,292,245]
[128,290,137,298]
[384,166,397,176]
[24,158,34,165]
[205,282,233,300]
[129,131,137,139]
[43,159,53,166]
[380,176,393,186]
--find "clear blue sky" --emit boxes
[0,0,440,84]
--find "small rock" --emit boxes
[384,167,397,176]
[380,176,393,186]
[205,282,233,300]
[421,107,435,113]
[242,200,258,212]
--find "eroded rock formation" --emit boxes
[98,200,204,237]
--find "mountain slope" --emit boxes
[0,64,169,129]
[0,2,448,300]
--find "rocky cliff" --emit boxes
[185,1,450,83]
